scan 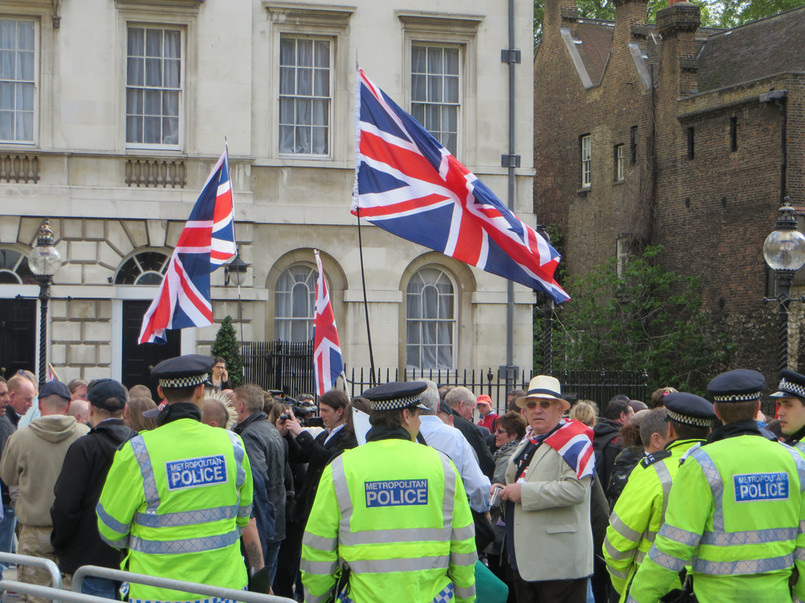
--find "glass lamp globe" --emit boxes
[28,222,62,276]
[763,229,805,272]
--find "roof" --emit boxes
[572,20,615,85]
[697,7,805,92]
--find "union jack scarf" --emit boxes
[516,419,595,481]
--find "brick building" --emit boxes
[534,0,805,382]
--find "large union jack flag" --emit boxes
[313,250,343,395]
[353,69,569,303]
[139,148,237,345]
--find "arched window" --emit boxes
[275,264,317,341]
[0,249,35,285]
[115,251,170,285]
[406,267,455,370]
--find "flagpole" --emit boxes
[356,212,377,387]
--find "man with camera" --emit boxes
[232,384,287,585]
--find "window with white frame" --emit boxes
[0,248,35,284]
[275,264,317,341]
[0,19,35,143]
[115,251,170,285]
[614,144,625,182]
[581,134,591,188]
[278,36,331,156]
[126,26,182,147]
[406,267,455,370]
[411,45,459,155]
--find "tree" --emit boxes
[210,316,244,387]
[541,246,733,393]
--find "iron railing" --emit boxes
[241,341,314,397]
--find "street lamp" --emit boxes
[224,249,249,343]
[762,198,805,372]
[27,219,62,387]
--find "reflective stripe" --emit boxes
[648,547,686,572]
[452,524,475,542]
[439,453,457,530]
[227,431,247,490]
[130,435,160,513]
[129,528,240,554]
[796,547,805,562]
[700,527,797,547]
[692,449,724,531]
[782,444,805,493]
[692,553,793,575]
[454,583,475,601]
[299,558,338,575]
[341,526,452,547]
[678,442,702,466]
[96,502,130,535]
[303,593,329,603]
[348,555,449,573]
[800,520,805,534]
[654,461,673,522]
[100,534,130,550]
[644,529,657,542]
[610,513,641,543]
[659,524,700,548]
[604,537,633,561]
[635,549,646,564]
[330,456,353,537]
[449,551,477,566]
[134,504,239,528]
[303,532,338,552]
[608,567,628,579]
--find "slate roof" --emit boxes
[572,20,614,86]
[697,7,805,92]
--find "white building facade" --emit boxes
[0,0,537,393]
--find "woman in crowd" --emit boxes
[208,356,232,392]
[126,397,157,432]
[493,412,527,485]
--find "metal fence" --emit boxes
[241,341,314,396]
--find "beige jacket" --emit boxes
[505,439,593,581]
[0,415,89,526]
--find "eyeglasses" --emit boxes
[525,400,555,409]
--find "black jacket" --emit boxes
[452,415,496,479]
[593,419,623,490]
[285,426,357,523]
[235,412,287,541]
[50,419,137,574]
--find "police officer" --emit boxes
[97,355,253,603]
[628,369,805,602]
[604,393,715,601]
[772,369,805,452]
[301,382,476,603]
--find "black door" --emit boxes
[122,300,181,399]
[0,298,36,379]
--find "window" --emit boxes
[614,144,625,182]
[0,248,35,284]
[126,26,182,147]
[0,19,35,143]
[730,116,738,152]
[406,267,455,370]
[616,235,631,279]
[687,127,695,160]
[630,126,637,165]
[275,264,317,341]
[115,251,170,285]
[411,45,459,155]
[279,36,331,156]
[580,134,591,188]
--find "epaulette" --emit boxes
[640,449,672,468]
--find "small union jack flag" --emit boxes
[544,419,596,480]
[353,69,569,303]
[313,250,343,396]
[139,147,237,345]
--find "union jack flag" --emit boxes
[313,250,343,396]
[544,419,596,480]
[353,69,569,303]
[139,148,237,345]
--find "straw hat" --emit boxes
[515,375,570,411]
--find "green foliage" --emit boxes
[544,246,733,393]
[210,316,244,387]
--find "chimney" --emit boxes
[657,1,701,95]
[613,0,649,45]
[543,0,579,33]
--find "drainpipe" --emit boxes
[759,90,788,205]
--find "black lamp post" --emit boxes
[762,198,805,372]
[27,220,62,387]
[224,249,249,343]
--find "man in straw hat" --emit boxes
[495,375,595,602]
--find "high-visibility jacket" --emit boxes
[301,436,477,603]
[97,417,253,603]
[628,434,805,603]
[604,439,704,600]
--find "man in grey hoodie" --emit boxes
[0,380,89,603]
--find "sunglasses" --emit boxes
[525,400,556,409]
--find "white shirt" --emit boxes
[419,414,491,512]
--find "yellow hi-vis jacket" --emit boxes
[628,433,805,603]
[604,439,704,600]
[97,417,253,603]
[301,436,477,603]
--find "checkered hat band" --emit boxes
[371,395,422,411]
[668,410,711,427]
[158,374,208,388]
[712,392,761,403]
[778,378,805,399]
